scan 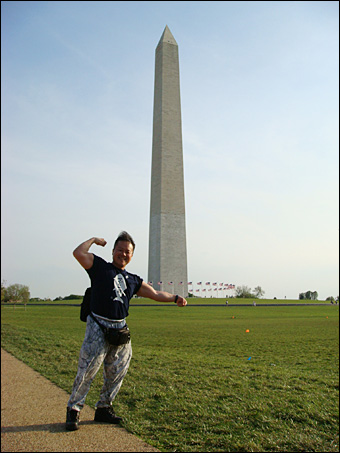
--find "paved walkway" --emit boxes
[1,349,160,452]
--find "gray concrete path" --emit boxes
[1,349,159,452]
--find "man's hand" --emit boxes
[175,296,187,307]
[94,238,107,247]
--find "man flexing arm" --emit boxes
[73,236,187,307]
[73,237,107,270]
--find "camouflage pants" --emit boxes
[67,314,132,412]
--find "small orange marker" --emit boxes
[246,329,250,333]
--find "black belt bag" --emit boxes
[90,314,131,346]
[105,326,131,346]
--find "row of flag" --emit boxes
[147,281,235,289]
[195,288,233,292]
[147,281,183,285]
[191,282,235,289]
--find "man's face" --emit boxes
[112,240,134,269]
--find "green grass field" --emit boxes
[9,296,334,306]
[1,303,339,452]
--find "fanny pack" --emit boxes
[90,313,131,346]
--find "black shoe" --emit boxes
[94,406,123,424]
[66,407,80,431]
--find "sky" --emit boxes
[1,1,339,300]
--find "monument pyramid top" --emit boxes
[157,25,178,47]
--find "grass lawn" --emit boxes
[9,296,334,306]
[1,304,339,452]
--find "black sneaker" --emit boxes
[66,407,80,431]
[94,406,123,424]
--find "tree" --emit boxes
[3,283,30,303]
[235,285,266,299]
[253,286,265,298]
[235,285,253,298]
[326,296,335,303]
[311,291,318,300]
[299,290,318,300]
[1,280,7,302]
[63,294,82,300]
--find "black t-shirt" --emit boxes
[86,254,143,320]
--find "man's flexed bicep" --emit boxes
[73,237,107,269]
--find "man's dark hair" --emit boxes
[114,231,136,251]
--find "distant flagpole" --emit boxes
[224,283,228,298]
[197,282,202,298]
[206,282,210,298]
[188,282,193,297]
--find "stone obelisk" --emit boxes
[148,25,188,297]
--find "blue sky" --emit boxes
[1,1,339,300]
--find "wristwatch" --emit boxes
[174,295,179,304]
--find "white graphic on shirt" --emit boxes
[112,274,127,304]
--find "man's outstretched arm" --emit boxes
[137,281,187,306]
[73,237,107,269]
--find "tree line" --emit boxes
[1,281,83,303]
[299,290,318,300]
[235,285,265,299]
[2,281,338,303]
[1,282,30,303]
[235,286,338,302]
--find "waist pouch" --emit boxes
[90,313,130,346]
[105,326,131,345]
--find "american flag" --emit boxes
[179,281,183,285]
[213,282,217,286]
[148,281,153,286]
[168,281,173,285]
[188,282,192,285]
[197,282,202,285]
[206,282,210,285]
[157,281,163,285]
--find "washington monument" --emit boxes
[148,26,188,297]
